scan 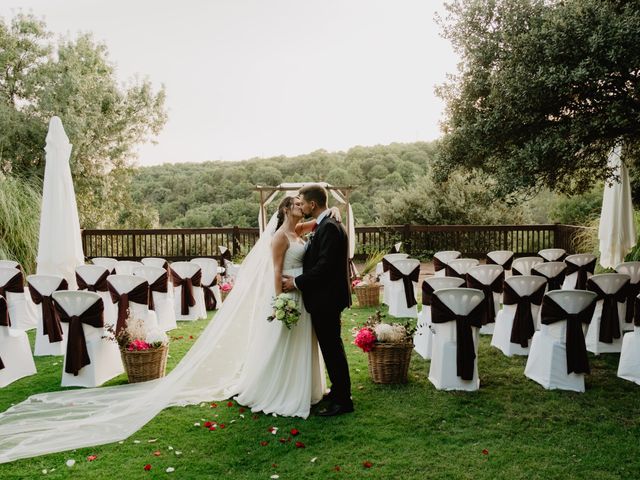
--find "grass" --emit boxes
[1,302,640,479]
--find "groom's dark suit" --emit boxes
[295,215,352,407]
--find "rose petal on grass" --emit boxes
[153,451,161,456]
[220,424,226,429]
[42,469,48,474]
[65,459,75,468]
[204,421,213,428]
[193,422,200,427]
[239,407,246,413]
[227,401,234,407]
[166,467,175,473]
[270,476,279,479]
[175,451,182,456]
[482,449,489,455]
[295,442,305,449]
[290,428,300,436]
[272,463,278,468]
[363,461,373,468]
[210,403,218,408]
[144,464,151,471]
[334,465,341,471]
[260,441,269,447]
[310,457,317,463]
[86,455,97,462]
[168,446,174,451]
[133,440,141,444]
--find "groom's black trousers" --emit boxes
[311,306,352,407]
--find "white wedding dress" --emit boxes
[0,215,325,464]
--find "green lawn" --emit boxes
[1,302,639,479]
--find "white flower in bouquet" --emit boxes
[374,323,407,343]
[126,317,148,341]
[267,293,301,329]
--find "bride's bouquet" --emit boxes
[267,293,301,329]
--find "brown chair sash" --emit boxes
[0,271,25,298]
[634,295,640,327]
[382,258,392,273]
[444,264,467,279]
[531,268,566,291]
[503,281,546,347]
[147,272,169,311]
[421,281,435,306]
[56,298,105,376]
[28,279,68,343]
[220,249,232,262]
[511,267,525,276]
[624,281,640,324]
[76,270,110,292]
[466,272,504,325]
[203,275,218,311]
[389,264,420,308]
[433,256,447,272]
[171,269,202,315]
[540,295,596,374]
[565,258,597,290]
[486,253,514,270]
[107,281,150,335]
[586,278,629,343]
[431,294,484,380]
[541,252,567,262]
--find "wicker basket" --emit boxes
[120,344,169,383]
[221,290,230,302]
[355,284,381,307]
[367,341,413,384]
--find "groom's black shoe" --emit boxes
[317,401,354,417]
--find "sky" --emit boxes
[0,0,459,166]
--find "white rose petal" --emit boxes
[310,457,318,463]
[118,441,124,444]
[65,459,75,467]
[42,469,48,474]
[133,440,140,444]
[175,451,182,456]
[194,423,201,427]
[147,438,158,443]
[239,414,245,419]
[270,476,280,479]
[168,446,174,450]
[166,467,175,473]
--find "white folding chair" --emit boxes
[532,262,567,293]
[524,290,597,392]
[444,258,479,280]
[433,251,461,277]
[538,248,567,262]
[491,275,547,356]
[115,260,143,275]
[171,262,207,321]
[511,257,544,276]
[107,274,158,332]
[466,265,504,335]
[0,296,37,388]
[617,294,640,385]
[0,267,37,330]
[91,257,117,273]
[27,274,68,356]
[142,257,170,269]
[53,291,123,387]
[386,258,420,319]
[380,253,410,305]
[562,254,597,290]
[191,258,222,310]
[134,266,177,331]
[486,250,514,273]
[414,276,465,359]
[0,260,20,270]
[585,273,629,354]
[615,261,640,332]
[76,264,117,327]
[428,288,484,391]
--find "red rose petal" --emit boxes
[189,335,194,339]
[153,450,161,456]
[210,403,217,408]
[272,463,278,468]
[482,449,489,455]
[260,441,269,446]
[239,407,246,413]
[227,401,234,407]
[204,421,213,428]
[219,424,226,429]
[295,441,305,449]
[363,461,373,468]
[209,426,217,431]
[279,438,287,444]
[290,428,300,436]
[86,455,97,462]
[144,464,152,471]
[334,465,341,471]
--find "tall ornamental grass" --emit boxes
[0,175,41,273]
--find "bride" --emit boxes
[0,196,336,463]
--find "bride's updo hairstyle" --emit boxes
[275,196,296,231]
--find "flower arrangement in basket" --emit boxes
[105,313,169,383]
[353,310,416,384]
[220,280,234,302]
[353,250,386,307]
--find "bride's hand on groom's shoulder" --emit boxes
[328,206,342,223]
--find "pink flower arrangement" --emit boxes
[351,279,363,289]
[220,282,233,292]
[354,327,377,352]
[128,339,151,351]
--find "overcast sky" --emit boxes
[0,0,458,166]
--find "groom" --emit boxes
[282,184,354,416]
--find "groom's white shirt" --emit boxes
[293,208,330,290]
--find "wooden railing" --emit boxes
[82,224,594,261]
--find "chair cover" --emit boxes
[133,266,177,332]
[433,251,461,277]
[524,290,597,392]
[0,296,37,388]
[27,275,68,356]
[617,295,640,385]
[386,259,420,318]
[511,257,544,276]
[0,268,37,330]
[171,262,207,321]
[486,250,514,271]
[115,261,143,276]
[107,275,158,334]
[0,261,20,270]
[615,261,640,331]
[538,248,567,262]
[53,291,123,387]
[76,265,117,327]
[444,258,479,280]
[466,265,504,335]
[380,253,410,305]
[428,288,484,391]
[562,254,597,290]
[91,257,117,274]
[191,258,222,311]
[585,274,629,354]
[414,276,464,359]
[532,262,567,292]
[491,275,546,356]
[142,257,173,288]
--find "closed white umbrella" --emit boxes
[36,116,84,288]
[598,144,637,268]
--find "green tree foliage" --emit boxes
[436,0,640,199]
[0,14,166,228]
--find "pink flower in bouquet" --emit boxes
[354,328,377,352]
[351,279,363,288]
[128,339,151,351]
[220,282,233,292]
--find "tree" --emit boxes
[0,14,166,227]
[436,0,640,199]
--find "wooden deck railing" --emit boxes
[81,224,594,261]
